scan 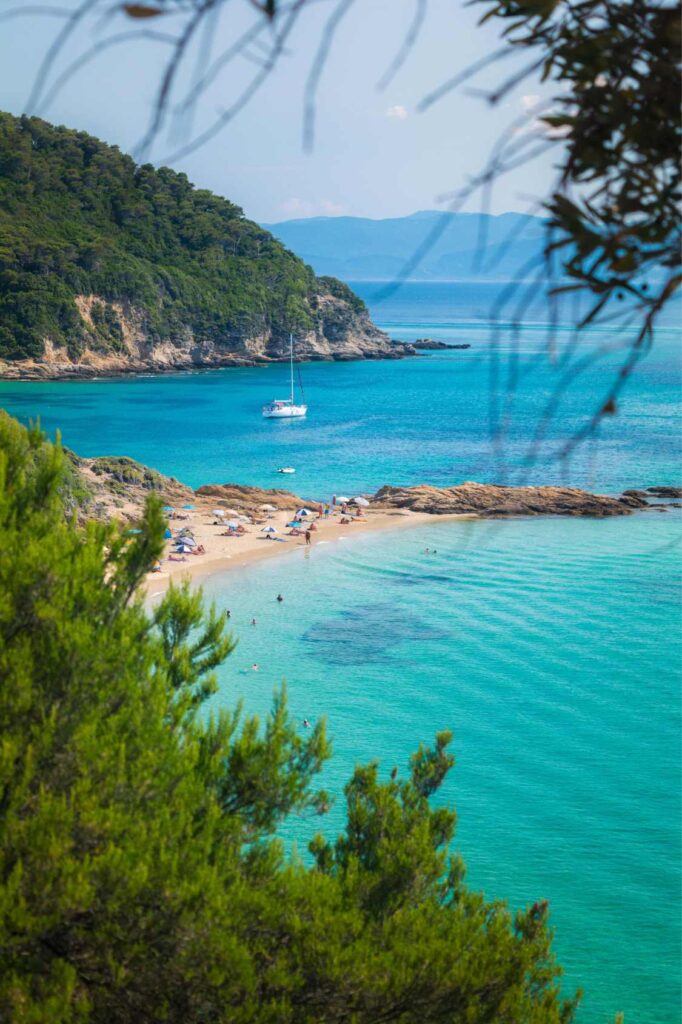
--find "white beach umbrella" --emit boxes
[226,520,240,529]
[353,496,370,507]
[177,535,197,548]
[336,496,350,504]
[212,509,226,517]
[296,508,314,517]
[223,508,240,516]
[261,526,278,534]
[261,503,277,511]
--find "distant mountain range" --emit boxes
[262,210,548,282]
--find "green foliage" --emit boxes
[0,113,357,362]
[0,413,582,1022]
[478,0,680,328]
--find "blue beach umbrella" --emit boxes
[163,528,172,539]
[125,528,142,536]
[163,505,174,513]
[285,521,301,528]
[182,503,194,510]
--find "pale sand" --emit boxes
[145,507,477,595]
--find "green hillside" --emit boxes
[0,112,367,363]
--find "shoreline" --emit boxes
[145,507,477,596]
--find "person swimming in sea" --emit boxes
[276,594,284,602]
[251,617,257,626]
[302,718,310,728]
[251,663,259,672]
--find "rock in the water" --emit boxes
[412,338,471,350]
[371,481,640,518]
[646,486,682,498]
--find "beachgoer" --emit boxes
[251,618,257,626]
[303,718,310,728]
[226,610,231,618]
[276,594,284,602]
[305,529,312,545]
[252,663,259,672]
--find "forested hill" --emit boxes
[0,113,401,378]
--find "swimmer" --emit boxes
[276,594,284,602]
[302,718,310,728]
[251,663,259,672]
[251,617,257,626]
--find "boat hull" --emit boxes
[263,404,307,419]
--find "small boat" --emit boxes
[263,334,307,419]
[278,467,296,474]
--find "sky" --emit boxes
[0,0,558,225]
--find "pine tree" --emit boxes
[0,412,581,1022]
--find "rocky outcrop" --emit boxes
[69,449,674,525]
[195,483,310,512]
[371,481,648,518]
[411,339,471,350]
[646,486,682,499]
[0,293,412,381]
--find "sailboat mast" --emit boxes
[290,333,294,403]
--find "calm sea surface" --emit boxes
[2,282,681,1022]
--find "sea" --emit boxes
[0,281,680,1023]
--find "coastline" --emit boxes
[144,506,477,595]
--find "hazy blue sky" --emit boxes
[0,0,558,224]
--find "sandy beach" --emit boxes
[145,503,474,594]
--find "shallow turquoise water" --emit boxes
[2,282,681,1020]
[181,511,682,1024]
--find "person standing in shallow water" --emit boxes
[305,529,311,545]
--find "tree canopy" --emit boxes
[0,111,365,362]
[0,410,582,1022]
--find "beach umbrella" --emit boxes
[296,508,314,517]
[163,505,174,513]
[336,496,350,504]
[353,496,370,507]
[261,526,278,534]
[223,508,240,516]
[286,521,301,528]
[182,504,194,510]
[226,520,240,529]
[212,509,226,517]
[177,535,197,548]
[163,528,172,539]
[261,503,277,511]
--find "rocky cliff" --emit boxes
[0,113,410,380]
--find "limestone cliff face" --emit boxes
[0,291,408,380]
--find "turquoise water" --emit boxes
[186,511,682,1024]
[2,281,681,1020]
[0,284,680,495]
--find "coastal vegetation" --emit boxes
[0,411,584,1022]
[0,112,386,370]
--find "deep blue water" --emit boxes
[2,281,681,1022]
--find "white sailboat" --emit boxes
[262,334,307,419]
